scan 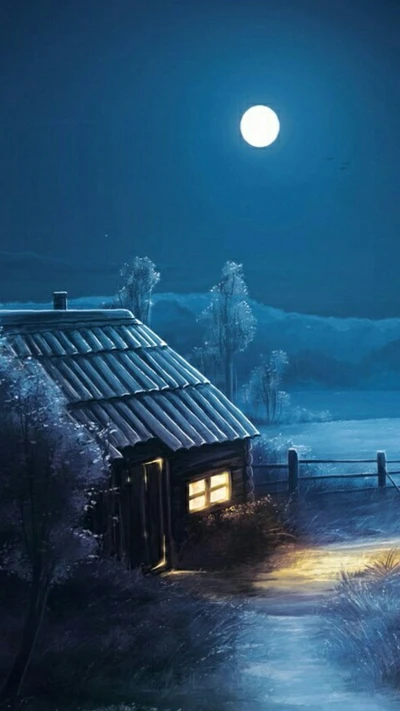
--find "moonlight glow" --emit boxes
[240,105,280,148]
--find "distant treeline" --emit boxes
[110,257,400,393]
[152,305,400,391]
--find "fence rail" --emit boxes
[253,449,400,495]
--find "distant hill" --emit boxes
[3,292,400,388]
[150,294,400,364]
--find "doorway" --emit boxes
[142,458,166,569]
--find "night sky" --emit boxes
[1,0,400,317]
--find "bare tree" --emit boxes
[245,350,290,423]
[117,256,160,324]
[200,262,256,400]
[0,349,107,709]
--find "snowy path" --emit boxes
[245,536,400,710]
[247,613,399,711]
[172,536,400,710]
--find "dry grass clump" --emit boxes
[322,550,400,687]
[0,560,244,711]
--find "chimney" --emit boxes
[53,291,68,310]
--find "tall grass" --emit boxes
[0,560,246,711]
[322,550,400,688]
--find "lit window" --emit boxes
[210,472,228,489]
[189,479,206,497]
[188,470,231,512]
[210,486,229,504]
[189,494,207,511]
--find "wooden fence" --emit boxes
[253,448,400,496]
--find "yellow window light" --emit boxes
[189,494,207,512]
[210,471,230,489]
[210,486,229,504]
[189,479,206,497]
[187,470,231,513]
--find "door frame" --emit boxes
[141,457,174,571]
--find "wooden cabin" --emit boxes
[0,293,259,570]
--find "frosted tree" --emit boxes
[190,344,221,386]
[0,350,108,709]
[117,256,160,324]
[246,350,290,423]
[200,262,256,400]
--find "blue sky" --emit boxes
[0,0,399,317]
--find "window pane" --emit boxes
[189,494,206,512]
[210,486,229,504]
[189,479,206,496]
[210,472,229,489]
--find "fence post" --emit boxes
[288,448,299,494]
[377,450,387,488]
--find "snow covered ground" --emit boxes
[243,536,400,711]
[261,390,400,461]
[289,389,400,421]
[174,531,400,711]
[263,418,400,461]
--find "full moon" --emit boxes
[240,105,280,148]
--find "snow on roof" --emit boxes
[0,308,259,453]
[0,308,135,329]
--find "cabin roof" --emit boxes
[0,308,259,454]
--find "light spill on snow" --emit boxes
[251,536,400,597]
[242,537,400,710]
[172,537,400,710]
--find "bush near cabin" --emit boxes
[178,497,288,571]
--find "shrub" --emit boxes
[0,350,108,709]
[0,560,243,710]
[178,497,287,571]
[321,551,400,688]
[287,406,332,424]
[243,351,289,424]
[251,435,317,493]
[242,350,332,425]
[252,435,311,466]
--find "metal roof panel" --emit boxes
[1,308,259,454]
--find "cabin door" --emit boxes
[142,459,166,569]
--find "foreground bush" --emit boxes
[178,497,287,570]
[0,350,108,709]
[0,560,243,710]
[322,551,400,688]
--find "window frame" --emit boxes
[187,469,232,514]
